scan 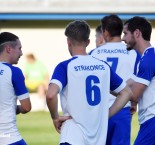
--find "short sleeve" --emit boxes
[110,67,126,93]
[51,63,67,91]
[12,67,28,96]
[136,54,155,86]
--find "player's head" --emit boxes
[124,16,152,41]
[65,20,90,43]
[65,20,90,55]
[0,32,22,64]
[26,53,36,63]
[95,25,105,47]
[101,14,123,41]
[122,16,152,50]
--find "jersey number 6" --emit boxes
[86,75,101,106]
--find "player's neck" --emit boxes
[72,46,87,56]
[0,56,9,63]
[136,41,151,55]
[108,36,121,42]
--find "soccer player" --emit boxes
[0,32,31,145]
[122,16,155,145]
[95,25,105,47]
[46,20,132,145]
[89,14,140,145]
[24,53,49,97]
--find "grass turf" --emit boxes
[17,111,139,145]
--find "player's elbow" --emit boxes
[46,94,54,104]
[46,90,56,100]
[46,83,59,100]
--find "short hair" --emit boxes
[96,25,102,34]
[124,16,152,41]
[0,32,19,53]
[101,14,123,37]
[65,20,90,42]
[0,32,19,45]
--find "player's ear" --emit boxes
[67,38,71,48]
[104,30,109,37]
[99,35,103,43]
[5,45,12,54]
[86,39,90,47]
[134,29,141,38]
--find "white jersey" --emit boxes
[0,62,29,145]
[134,47,155,124]
[50,55,126,145]
[90,42,140,107]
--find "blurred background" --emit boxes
[0,0,155,144]
[0,0,155,76]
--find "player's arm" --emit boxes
[46,83,71,133]
[127,78,147,102]
[109,65,133,117]
[109,85,132,118]
[16,97,31,114]
[13,67,31,114]
[46,83,59,119]
[127,78,147,115]
[130,54,154,102]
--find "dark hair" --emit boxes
[0,32,19,45]
[101,14,123,37]
[0,32,19,53]
[65,20,90,42]
[96,25,102,34]
[124,16,152,41]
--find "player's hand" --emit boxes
[130,101,137,115]
[130,105,137,115]
[53,116,72,133]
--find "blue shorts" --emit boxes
[106,107,131,145]
[9,139,27,145]
[134,116,155,145]
[60,143,71,145]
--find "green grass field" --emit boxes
[17,111,139,145]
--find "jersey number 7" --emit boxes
[107,57,118,72]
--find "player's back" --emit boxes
[90,42,139,107]
[60,55,111,145]
[90,42,138,80]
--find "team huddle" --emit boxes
[0,14,155,145]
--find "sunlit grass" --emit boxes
[17,111,139,145]
[17,111,59,145]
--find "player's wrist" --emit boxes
[51,114,59,120]
[131,101,138,106]
[16,105,21,114]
